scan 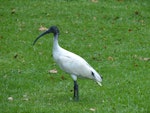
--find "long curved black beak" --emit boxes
[33,30,50,45]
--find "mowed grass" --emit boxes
[0,0,149,113]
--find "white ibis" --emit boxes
[33,26,103,100]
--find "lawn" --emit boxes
[0,0,149,113]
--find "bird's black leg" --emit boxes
[73,81,79,101]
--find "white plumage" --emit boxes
[33,26,103,100]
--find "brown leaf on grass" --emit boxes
[128,29,132,32]
[108,56,114,61]
[88,44,92,47]
[39,25,48,31]
[8,97,13,101]
[139,57,150,61]
[61,75,66,80]
[140,20,145,25]
[48,69,58,74]
[11,8,16,14]
[22,94,29,101]
[91,0,98,3]
[133,55,150,61]
[93,16,97,20]
[89,108,96,112]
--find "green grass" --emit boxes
[0,0,149,113]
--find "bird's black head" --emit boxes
[33,26,59,45]
[47,26,59,35]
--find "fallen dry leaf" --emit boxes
[22,94,29,101]
[139,57,150,61]
[93,16,97,20]
[88,44,92,47]
[48,69,58,74]
[108,56,114,61]
[128,29,132,32]
[65,30,69,34]
[140,20,145,25]
[11,8,16,14]
[8,97,13,101]
[61,75,66,80]
[39,25,48,31]
[91,0,98,3]
[133,55,150,61]
[89,108,96,112]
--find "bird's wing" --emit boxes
[55,50,94,79]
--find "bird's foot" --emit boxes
[73,96,79,101]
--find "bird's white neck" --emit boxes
[53,34,60,51]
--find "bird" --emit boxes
[33,26,103,100]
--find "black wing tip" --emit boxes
[91,71,95,77]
